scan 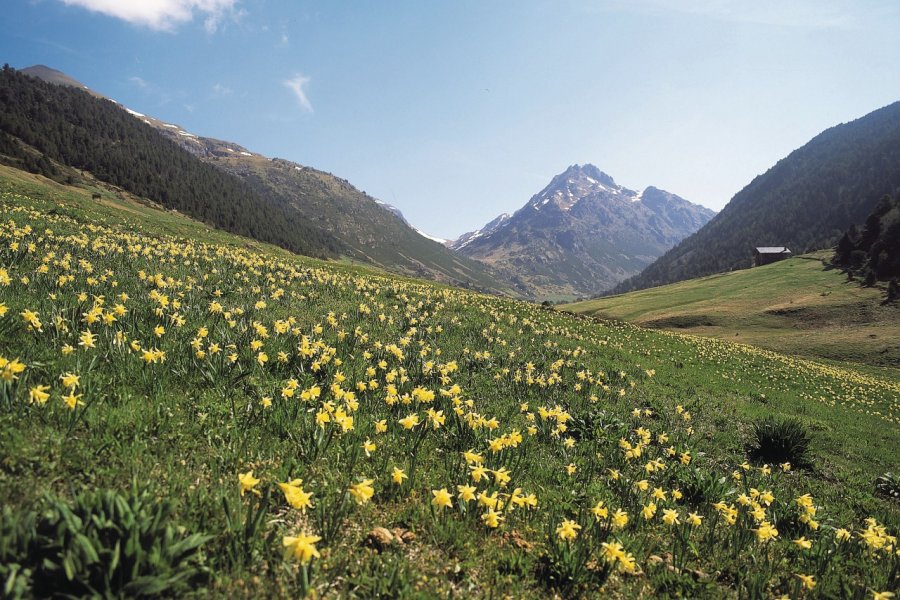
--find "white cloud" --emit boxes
[129,75,149,88]
[58,0,240,32]
[283,74,313,113]
[211,82,232,96]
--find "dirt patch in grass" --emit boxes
[764,301,886,328]
[644,314,720,329]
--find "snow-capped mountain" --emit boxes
[455,164,716,300]
[449,212,511,250]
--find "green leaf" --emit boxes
[109,540,120,578]
[73,533,99,564]
[62,555,75,581]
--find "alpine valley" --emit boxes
[0,28,899,599]
[5,65,716,302]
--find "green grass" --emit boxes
[0,172,898,598]
[563,255,900,369]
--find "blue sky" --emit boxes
[2,1,899,239]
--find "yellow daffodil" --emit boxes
[29,384,51,405]
[391,467,407,485]
[238,471,261,497]
[793,536,812,550]
[431,488,453,510]
[278,479,313,512]
[795,574,816,590]
[753,522,779,543]
[457,484,477,502]
[283,532,321,564]
[349,478,375,504]
[399,413,420,429]
[481,508,503,528]
[62,390,82,410]
[60,372,80,388]
[556,519,581,541]
[662,509,680,526]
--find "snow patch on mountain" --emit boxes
[414,228,450,244]
[450,212,511,251]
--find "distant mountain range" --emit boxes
[613,101,900,294]
[452,164,715,299]
[8,65,517,296]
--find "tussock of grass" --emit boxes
[747,417,814,469]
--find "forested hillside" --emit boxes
[11,65,516,296]
[0,65,340,258]
[833,193,900,292]
[612,101,900,294]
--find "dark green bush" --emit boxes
[746,416,813,468]
[675,468,733,509]
[0,487,210,598]
[875,472,900,501]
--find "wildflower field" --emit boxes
[0,173,898,598]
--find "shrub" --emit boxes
[0,487,210,598]
[676,469,733,509]
[746,417,813,468]
[875,472,900,501]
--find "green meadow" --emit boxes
[564,255,900,371]
[0,171,897,598]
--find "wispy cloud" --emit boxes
[128,75,175,106]
[283,74,313,113]
[58,0,242,32]
[211,82,233,97]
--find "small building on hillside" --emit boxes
[753,246,792,266]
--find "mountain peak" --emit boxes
[568,163,616,187]
[531,164,628,212]
[455,163,715,299]
[559,163,617,187]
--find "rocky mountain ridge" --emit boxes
[454,164,716,299]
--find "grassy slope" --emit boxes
[0,165,421,283]
[196,154,520,298]
[564,255,900,370]
[0,171,898,598]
